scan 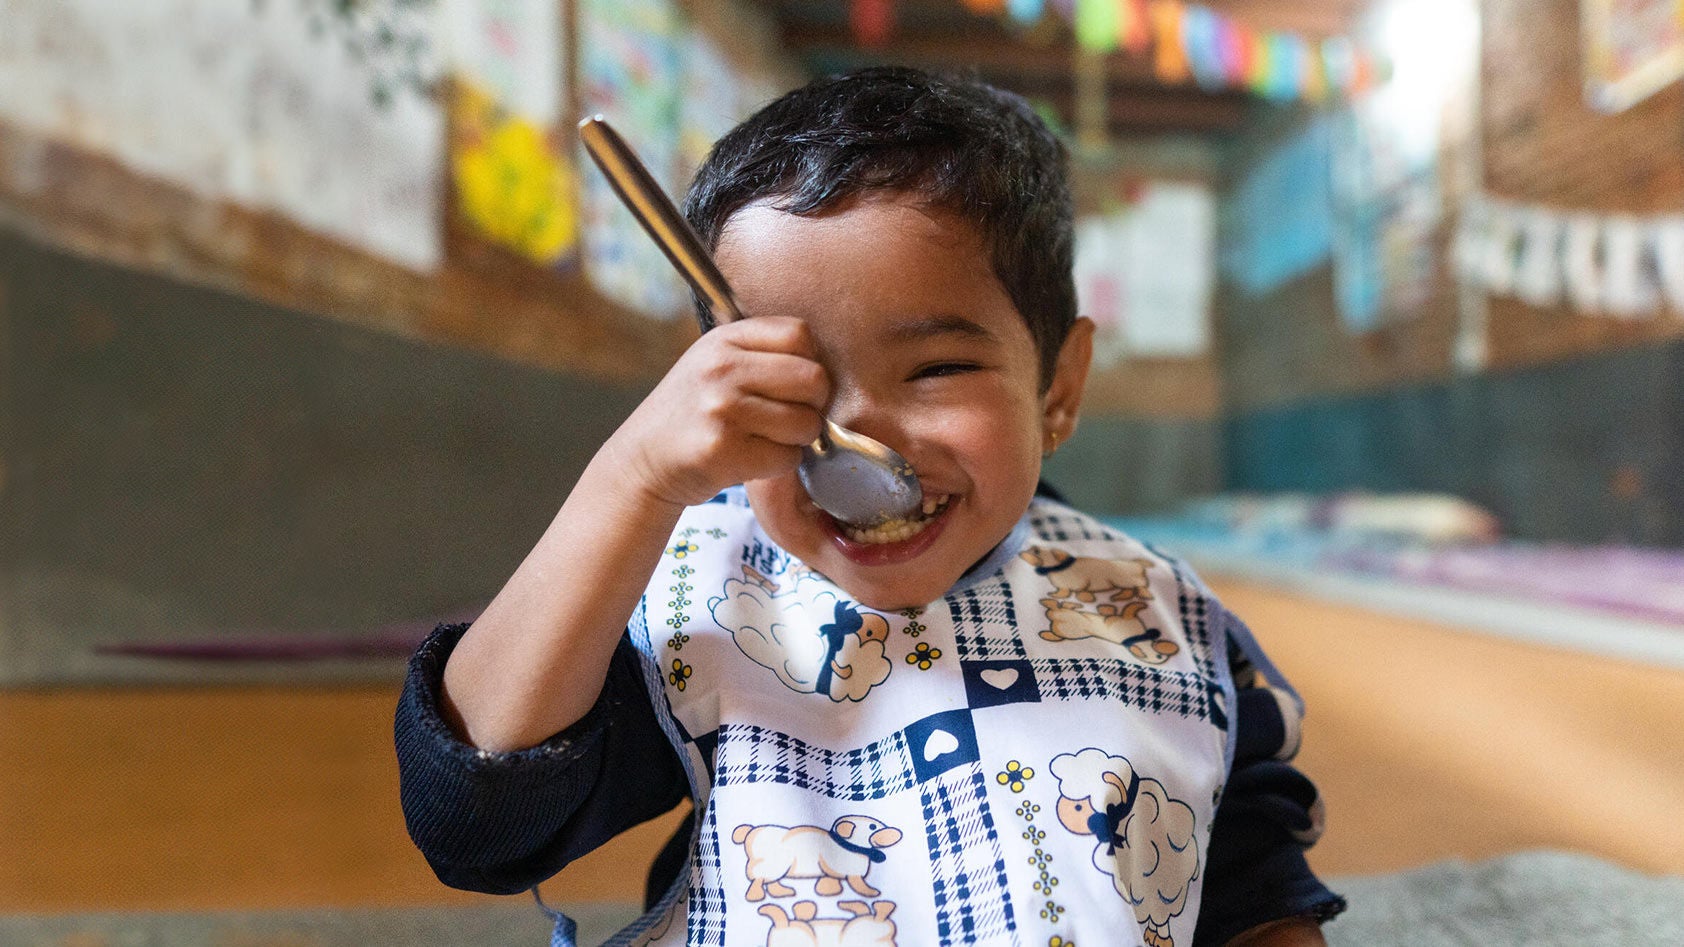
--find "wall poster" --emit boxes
[0,0,445,270]
[1074,180,1215,367]
[1219,115,1336,297]
[442,0,579,266]
[1581,0,1684,113]
[577,0,689,319]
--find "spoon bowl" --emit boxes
[800,420,923,528]
[578,115,923,527]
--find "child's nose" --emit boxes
[825,383,910,453]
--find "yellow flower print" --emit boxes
[906,642,942,670]
[1049,935,1075,947]
[668,658,692,691]
[667,540,699,559]
[997,760,1035,792]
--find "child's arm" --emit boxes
[440,317,828,752]
[396,622,689,893]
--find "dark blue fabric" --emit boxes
[394,622,686,895]
[1192,649,1346,944]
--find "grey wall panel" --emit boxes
[0,230,653,683]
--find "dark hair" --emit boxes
[683,66,1077,388]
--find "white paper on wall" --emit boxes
[1512,207,1565,308]
[1478,201,1522,296]
[440,0,563,122]
[1073,213,1129,360]
[1601,216,1658,317]
[1121,183,1215,358]
[1452,198,1491,280]
[1561,214,1607,313]
[0,0,445,270]
[1655,216,1684,313]
[1074,181,1215,367]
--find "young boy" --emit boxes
[397,67,1343,947]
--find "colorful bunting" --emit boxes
[1181,6,1226,90]
[1006,0,1045,25]
[1301,39,1328,102]
[1320,35,1356,93]
[978,0,1380,104]
[1149,0,1191,84]
[1262,32,1300,101]
[1075,0,1120,52]
[1117,0,1151,56]
[1245,31,1273,95]
[1214,14,1249,84]
[851,0,893,47]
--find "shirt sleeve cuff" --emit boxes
[394,621,617,892]
[1195,840,1348,944]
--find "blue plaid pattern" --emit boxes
[921,763,1018,946]
[1030,657,1218,722]
[628,595,651,652]
[712,723,916,800]
[1028,503,1126,544]
[686,799,727,946]
[949,583,1024,661]
[1166,557,1221,683]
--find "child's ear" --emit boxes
[1041,317,1095,450]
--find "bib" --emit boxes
[573,492,1234,947]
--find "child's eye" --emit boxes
[911,362,979,380]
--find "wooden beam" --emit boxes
[781,26,1162,87]
[1106,91,1250,134]
[1037,86,1252,135]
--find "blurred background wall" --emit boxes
[6,0,1679,683]
[1217,0,1684,546]
[3,0,1683,933]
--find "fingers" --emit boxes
[719,316,819,358]
[695,318,830,411]
[616,316,828,506]
[734,352,829,410]
[731,394,825,448]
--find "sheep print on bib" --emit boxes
[590,491,1233,947]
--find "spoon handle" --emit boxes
[577,115,743,323]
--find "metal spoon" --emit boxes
[578,115,923,528]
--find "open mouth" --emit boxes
[839,493,953,545]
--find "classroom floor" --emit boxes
[3,575,1682,914]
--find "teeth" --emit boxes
[845,495,951,545]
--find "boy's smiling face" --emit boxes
[714,192,1093,611]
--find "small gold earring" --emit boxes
[1044,431,1060,458]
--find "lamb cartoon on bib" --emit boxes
[757,900,898,947]
[711,568,892,702]
[733,815,903,902]
[1049,748,1200,947]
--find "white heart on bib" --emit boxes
[980,668,1019,690]
[923,729,960,762]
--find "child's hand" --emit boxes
[608,317,829,509]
